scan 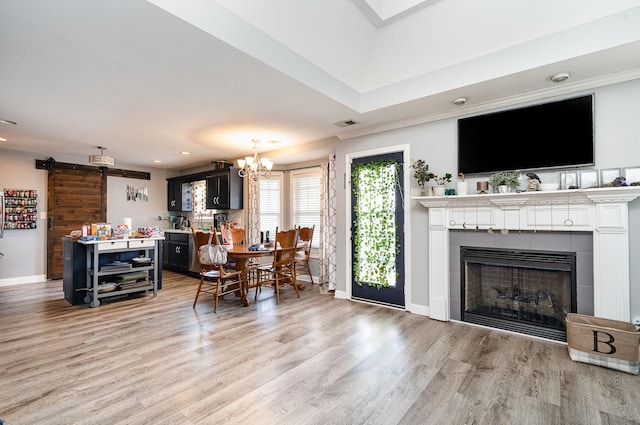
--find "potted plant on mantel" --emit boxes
[431,172,453,196]
[411,159,435,195]
[488,170,521,193]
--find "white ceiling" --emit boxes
[1,0,640,171]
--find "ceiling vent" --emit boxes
[89,146,115,166]
[333,119,360,128]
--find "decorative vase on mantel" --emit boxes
[498,185,511,193]
[432,185,446,196]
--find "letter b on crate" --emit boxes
[566,313,640,375]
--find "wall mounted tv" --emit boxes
[457,94,594,175]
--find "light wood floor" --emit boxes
[1,271,639,425]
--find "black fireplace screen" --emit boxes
[461,247,576,341]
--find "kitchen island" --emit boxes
[63,237,163,307]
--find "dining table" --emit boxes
[225,244,307,306]
[225,246,271,306]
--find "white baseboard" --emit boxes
[0,274,47,287]
[334,290,348,299]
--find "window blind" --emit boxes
[292,171,321,249]
[259,177,281,238]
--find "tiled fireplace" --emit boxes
[452,232,588,341]
[417,186,640,339]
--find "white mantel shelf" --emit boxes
[415,186,640,323]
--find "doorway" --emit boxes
[350,151,405,307]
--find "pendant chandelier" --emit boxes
[237,139,273,181]
[89,146,115,166]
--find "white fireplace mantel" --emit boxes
[416,186,640,322]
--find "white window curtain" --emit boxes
[246,176,260,245]
[319,155,337,291]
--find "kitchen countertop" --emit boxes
[165,228,217,234]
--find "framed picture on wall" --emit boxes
[600,168,622,186]
[623,167,640,186]
[560,171,578,189]
[578,170,599,189]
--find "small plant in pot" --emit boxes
[431,172,453,195]
[433,173,453,186]
[411,159,435,193]
[488,171,520,193]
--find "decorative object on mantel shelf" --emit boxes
[456,173,468,196]
[596,176,627,188]
[488,171,520,193]
[477,181,489,194]
[410,159,434,194]
[526,172,541,191]
[431,172,453,196]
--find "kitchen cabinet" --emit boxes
[79,238,161,308]
[164,232,190,272]
[167,178,193,211]
[206,168,243,210]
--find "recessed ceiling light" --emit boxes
[548,72,571,83]
[0,119,17,125]
[180,151,190,155]
[0,137,7,142]
[153,160,162,163]
[453,97,468,106]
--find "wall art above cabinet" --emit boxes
[3,188,38,230]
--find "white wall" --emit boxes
[107,174,169,231]
[0,150,48,284]
[0,149,170,284]
[335,78,640,318]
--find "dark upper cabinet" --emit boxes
[167,177,183,211]
[206,168,243,210]
[167,178,192,211]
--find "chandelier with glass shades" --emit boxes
[237,139,273,181]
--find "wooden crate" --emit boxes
[566,313,640,375]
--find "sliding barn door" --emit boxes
[46,167,106,279]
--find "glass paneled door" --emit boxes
[350,152,405,307]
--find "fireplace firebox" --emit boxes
[461,247,576,341]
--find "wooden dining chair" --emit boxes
[219,224,246,247]
[191,228,245,312]
[255,227,300,304]
[294,224,314,284]
[220,224,260,288]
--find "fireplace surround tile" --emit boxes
[448,229,593,334]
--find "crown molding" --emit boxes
[337,68,640,140]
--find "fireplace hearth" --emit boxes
[461,247,576,341]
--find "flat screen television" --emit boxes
[457,94,594,175]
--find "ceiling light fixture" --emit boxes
[333,119,360,127]
[237,139,273,181]
[549,72,571,83]
[453,97,468,106]
[0,119,17,125]
[89,146,115,166]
